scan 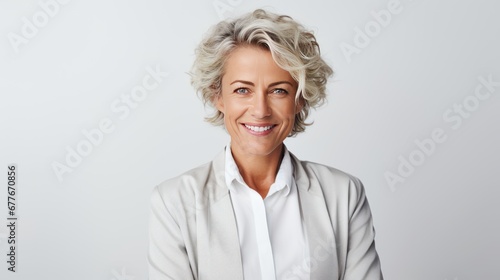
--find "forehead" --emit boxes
[222,45,295,84]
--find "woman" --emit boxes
[149,9,383,280]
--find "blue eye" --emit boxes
[235,88,249,94]
[273,88,288,95]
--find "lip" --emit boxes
[241,123,276,136]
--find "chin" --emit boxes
[245,142,282,156]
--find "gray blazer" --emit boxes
[148,149,383,280]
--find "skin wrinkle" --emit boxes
[215,45,300,199]
[190,10,333,135]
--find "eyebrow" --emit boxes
[230,80,295,87]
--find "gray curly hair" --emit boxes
[190,9,333,136]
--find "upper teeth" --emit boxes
[245,125,273,132]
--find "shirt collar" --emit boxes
[224,143,245,193]
[224,143,294,197]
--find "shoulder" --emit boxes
[291,153,366,201]
[299,159,358,183]
[292,151,362,186]
[153,160,217,210]
[156,161,214,196]
[151,150,226,212]
[291,154,372,221]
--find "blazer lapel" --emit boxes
[196,150,244,280]
[291,152,340,279]
[196,150,340,279]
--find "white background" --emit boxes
[1,0,499,279]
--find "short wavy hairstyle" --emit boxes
[190,9,333,136]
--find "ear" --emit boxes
[295,96,305,114]
[213,92,224,113]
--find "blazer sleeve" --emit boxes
[148,186,195,280]
[343,177,384,280]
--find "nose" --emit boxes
[251,91,271,119]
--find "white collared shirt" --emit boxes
[224,144,309,280]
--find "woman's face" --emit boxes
[216,45,300,159]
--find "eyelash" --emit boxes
[233,88,288,95]
[273,88,288,95]
[235,88,249,94]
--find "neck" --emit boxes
[230,144,284,199]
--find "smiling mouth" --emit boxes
[243,124,276,132]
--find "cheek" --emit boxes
[282,100,299,118]
[220,101,239,122]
